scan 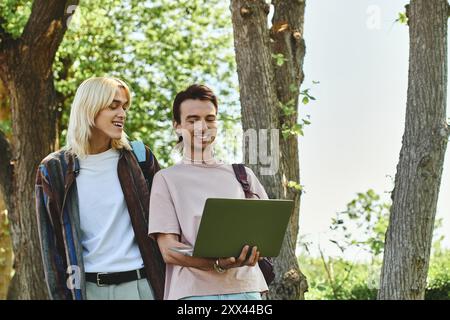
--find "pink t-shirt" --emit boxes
[148,161,269,300]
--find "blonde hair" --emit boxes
[65,77,132,158]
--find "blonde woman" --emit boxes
[35,77,165,300]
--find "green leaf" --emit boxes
[271,53,286,67]
[289,83,298,93]
[287,180,303,192]
[395,12,408,25]
[302,96,309,105]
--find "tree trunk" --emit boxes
[0,0,78,299]
[0,78,13,300]
[0,194,13,300]
[230,0,308,300]
[378,0,450,300]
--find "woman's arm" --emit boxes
[156,233,260,271]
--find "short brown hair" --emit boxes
[172,84,218,125]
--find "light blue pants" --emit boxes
[180,292,262,300]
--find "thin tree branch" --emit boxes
[318,244,338,299]
[0,129,13,212]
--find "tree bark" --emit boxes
[0,0,78,299]
[0,197,13,300]
[0,130,12,211]
[230,0,308,300]
[378,0,450,300]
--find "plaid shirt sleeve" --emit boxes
[35,163,70,300]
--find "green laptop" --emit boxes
[171,198,293,258]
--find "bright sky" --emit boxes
[297,0,450,259]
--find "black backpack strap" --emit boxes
[232,164,260,199]
[231,164,274,286]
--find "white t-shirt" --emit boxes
[77,148,143,272]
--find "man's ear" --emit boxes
[173,121,181,134]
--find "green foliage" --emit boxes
[271,53,287,67]
[287,180,303,193]
[0,0,32,38]
[279,99,296,117]
[299,253,379,300]
[300,248,450,300]
[54,0,238,165]
[330,189,390,257]
[426,243,450,300]
[279,82,317,139]
[330,189,444,258]
[395,11,408,25]
[300,88,316,105]
[1,0,239,165]
[281,116,310,139]
[0,119,11,136]
[300,189,450,300]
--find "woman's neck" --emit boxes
[89,137,111,154]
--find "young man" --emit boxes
[35,77,165,300]
[148,84,268,300]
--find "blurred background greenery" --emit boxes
[0,0,241,165]
[298,189,450,300]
